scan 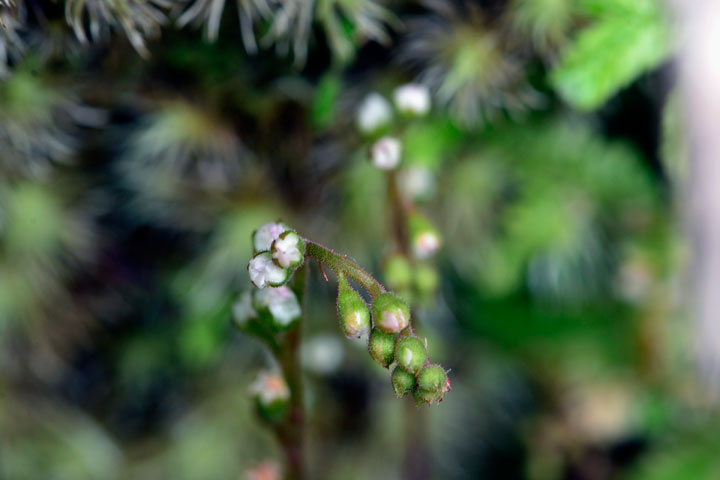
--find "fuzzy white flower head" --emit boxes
[393,83,431,116]
[413,231,441,259]
[253,222,290,252]
[271,231,304,269]
[399,166,436,202]
[232,291,257,328]
[357,92,392,133]
[250,372,290,406]
[248,252,288,288]
[254,286,301,327]
[370,137,402,170]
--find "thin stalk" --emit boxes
[304,240,385,298]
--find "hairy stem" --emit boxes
[304,240,385,297]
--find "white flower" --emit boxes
[253,222,289,252]
[413,231,441,259]
[393,83,431,116]
[232,291,257,328]
[356,92,392,133]
[370,137,402,170]
[302,334,345,375]
[248,252,288,288]
[254,286,301,327]
[271,231,304,269]
[398,166,436,202]
[250,372,290,406]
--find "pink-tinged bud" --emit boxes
[395,336,428,375]
[372,292,410,333]
[252,286,301,330]
[370,136,402,170]
[368,328,396,368]
[356,92,393,134]
[250,371,291,423]
[415,364,451,405]
[337,273,371,339]
[253,222,290,252]
[271,230,305,269]
[248,252,290,288]
[409,212,441,259]
[393,83,431,116]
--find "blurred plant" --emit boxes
[0,2,25,77]
[401,0,540,127]
[118,101,250,229]
[508,0,580,59]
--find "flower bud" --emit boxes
[414,263,439,299]
[368,328,396,368]
[232,291,257,330]
[248,252,290,288]
[370,136,401,170]
[253,222,290,252]
[253,286,301,330]
[383,254,413,291]
[416,364,451,405]
[398,166,436,203]
[372,292,410,333]
[337,273,371,339]
[391,367,416,398]
[356,92,392,134]
[393,83,431,116]
[395,336,428,375]
[250,371,290,423]
[409,212,441,259]
[271,230,305,269]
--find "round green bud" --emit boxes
[394,336,427,374]
[409,212,441,259]
[383,254,413,290]
[417,364,451,404]
[391,367,416,398]
[372,292,410,333]
[413,386,440,406]
[368,328,396,368]
[414,263,439,298]
[337,273,371,338]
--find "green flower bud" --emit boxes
[372,292,410,333]
[395,336,428,374]
[383,254,413,290]
[391,367,416,397]
[271,230,305,270]
[368,328,396,368]
[409,212,441,259]
[413,386,440,406]
[416,364,451,405]
[337,273,371,339]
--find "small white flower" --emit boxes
[370,137,402,170]
[271,231,304,269]
[302,334,345,375]
[413,231,441,259]
[232,291,257,328]
[253,222,289,252]
[248,252,289,288]
[250,371,290,406]
[254,286,301,327]
[393,83,431,116]
[357,92,392,133]
[398,166,436,202]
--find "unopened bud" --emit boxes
[393,83,431,117]
[372,292,410,333]
[248,252,290,288]
[368,328,396,368]
[383,254,413,291]
[337,273,371,339]
[414,263,439,299]
[395,336,427,374]
[416,364,451,405]
[409,213,441,259]
[370,136,401,170]
[391,367,416,398]
[253,286,301,330]
[253,222,290,252]
[271,230,305,269]
[250,371,290,423]
[357,92,392,134]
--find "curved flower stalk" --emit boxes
[64,0,171,57]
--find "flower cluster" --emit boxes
[248,222,305,288]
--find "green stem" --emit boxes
[304,240,385,298]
